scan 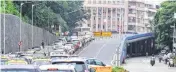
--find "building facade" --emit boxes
[83,0,157,33]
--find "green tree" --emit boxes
[154,1,176,50]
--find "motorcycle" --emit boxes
[150,60,155,66]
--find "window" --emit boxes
[108,1,111,4]
[99,0,101,4]
[113,1,116,4]
[86,59,96,65]
[103,1,106,4]
[88,24,91,27]
[98,24,100,28]
[94,59,105,66]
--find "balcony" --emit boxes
[128,13,136,17]
[128,5,136,9]
[84,4,125,8]
[128,22,136,25]
[148,8,157,12]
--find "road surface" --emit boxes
[78,34,121,65]
[123,57,176,72]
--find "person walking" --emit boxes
[41,40,46,56]
[158,54,162,63]
[163,54,168,64]
[41,40,45,49]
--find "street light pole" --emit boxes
[20,3,24,43]
[32,5,34,47]
[3,1,6,54]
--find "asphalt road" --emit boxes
[78,34,122,65]
[123,57,176,72]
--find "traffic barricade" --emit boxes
[102,32,112,37]
[90,65,112,72]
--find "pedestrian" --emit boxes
[41,40,45,49]
[158,54,162,63]
[146,52,148,57]
[163,54,168,64]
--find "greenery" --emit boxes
[1,0,90,32]
[153,1,176,50]
[112,66,128,72]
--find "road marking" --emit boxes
[77,41,94,56]
[94,41,108,58]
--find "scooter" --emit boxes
[150,60,155,66]
[169,59,174,67]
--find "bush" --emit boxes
[112,66,128,72]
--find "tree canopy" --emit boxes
[153,1,176,49]
[1,0,90,32]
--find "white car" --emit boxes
[39,65,77,72]
[64,44,75,54]
[50,49,67,57]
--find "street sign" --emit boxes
[102,32,112,37]
[18,41,22,46]
[93,32,101,36]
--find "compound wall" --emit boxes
[1,14,57,53]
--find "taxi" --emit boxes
[51,57,111,72]
[39,65,77,72]
[32,58,51,66]
[1,56,10,65]
[6,59,28,65]
[1,65,41,72]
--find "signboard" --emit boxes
[102,32,112,37]
[93,32,101,37]
[174,13,176,18]
[18,41,22,46]
[93,32,112,37]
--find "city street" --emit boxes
[123,57,176,72]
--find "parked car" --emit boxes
[72,39,82,48]
[65,42,78,52]
[32,46,42,51]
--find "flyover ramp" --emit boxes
[123,57,176,72]
[78,34,122,65]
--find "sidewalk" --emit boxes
[122,57,176,72]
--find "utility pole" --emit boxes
[173,13,176,52]
[0,1,2,54]
[32,5,34,47]
[3,1,6,54]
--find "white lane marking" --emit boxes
[94,41,108,58]
[78,41,94,56]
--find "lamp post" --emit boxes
[3,1,6,54]
[32,5,34,47]
[19,2,31,52]
[20,3,24,43]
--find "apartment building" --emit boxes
[83,0,157,33]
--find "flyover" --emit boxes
[118,32,155,64]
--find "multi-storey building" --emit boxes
[83,0,157,33]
